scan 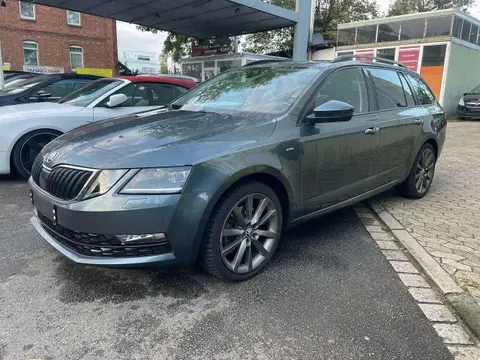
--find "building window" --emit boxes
[66,10,81,26]
[461,20,471,41]
[452,16,463,38]
[400,19,426,40]
[23,41,38,66]
[337,28,356,46]
[469,24,478,44]
[425,16,452,37]
[376,48,396,61]
[356,25,377,44]
[377,22,401,42]
[19,1,35,20]
[69,46,83,70]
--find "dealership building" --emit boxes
[336,9,480,115]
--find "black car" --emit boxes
[0,73,101,106]
[457,84,480,119]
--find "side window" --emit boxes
[398,73,415,106]
[406,74,436,105]
[368,68,406,109]
[37,79,78,99]
[148,83,186,105]
[97,84,136,107]
[312,68,368,115]
[71,79,91,92]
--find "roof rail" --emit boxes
[332,55,408,69]
[243,59,291,67]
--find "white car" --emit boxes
[0,76,197,177]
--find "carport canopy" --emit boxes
[34,0,298,39]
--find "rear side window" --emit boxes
[406,74,436,105]
[313,67,368,114]
[398,73,415,106]
[368,68,406,109]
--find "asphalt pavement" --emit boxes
[0,176,453,360]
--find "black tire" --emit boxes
[11,130,61,178]
[397,143,437,199]
[200,181,283,281]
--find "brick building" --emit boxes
[0,1,117,73]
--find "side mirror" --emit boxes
[306,100,354,124]
[106,94,128,108]
[463,93,469,96]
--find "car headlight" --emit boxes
[83,169,128,199]
[459,98,465,106]
[120,167,192,194]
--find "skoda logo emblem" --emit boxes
[46,151,60,164]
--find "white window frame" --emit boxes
[22,41,39,66]
[19,1,35,20]
[69,46,84,71]
[66,10,81,26]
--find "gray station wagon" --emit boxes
[29,56,447,281]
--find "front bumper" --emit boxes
[457,106,480,119]
[29,177,214,267]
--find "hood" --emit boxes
[0,102,83,122]
[43,109,276,169]
[463,94,480,102]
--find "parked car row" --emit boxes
[24,57,447,281]
[0,74,198,177]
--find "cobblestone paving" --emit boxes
[378,121,480,299]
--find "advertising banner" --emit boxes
[23,65,64,74]
[398,46,421,72]
[76,68,113,77]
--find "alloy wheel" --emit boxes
[220,193,279,274]
[415,148,435,195]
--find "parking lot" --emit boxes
[0,177,453,360]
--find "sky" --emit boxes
[116,0,480,61]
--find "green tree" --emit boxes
[243,0,379,53]
[136,27,197,62]
[158,52,169,74]
[388,0,474,16]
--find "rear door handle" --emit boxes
[413,118,424,125]
[364,127,379,135]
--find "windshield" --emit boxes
[470,85,480,94]
[2,75,50,94]
[171,65,319,117]
[58,79,123,107]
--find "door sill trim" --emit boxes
[289,179,401,228]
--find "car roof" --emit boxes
[244,59,418,76]
[115,75,197,89]
[57,73,103,80]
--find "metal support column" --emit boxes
[0,42,4,91]
[293,0,313,61]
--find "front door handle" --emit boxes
[364,127,379,135]
[413,118,424,125]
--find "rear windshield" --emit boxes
[2,75,50,94]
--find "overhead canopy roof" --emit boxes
[34,0,298,38]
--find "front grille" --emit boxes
[45,166,94,201]
[31,153,44,184]
[38,213,172,258]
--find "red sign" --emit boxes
[355,49,374,62]
[398,46,420,72]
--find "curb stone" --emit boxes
[366,199,480,342]
[353,203,480,359]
